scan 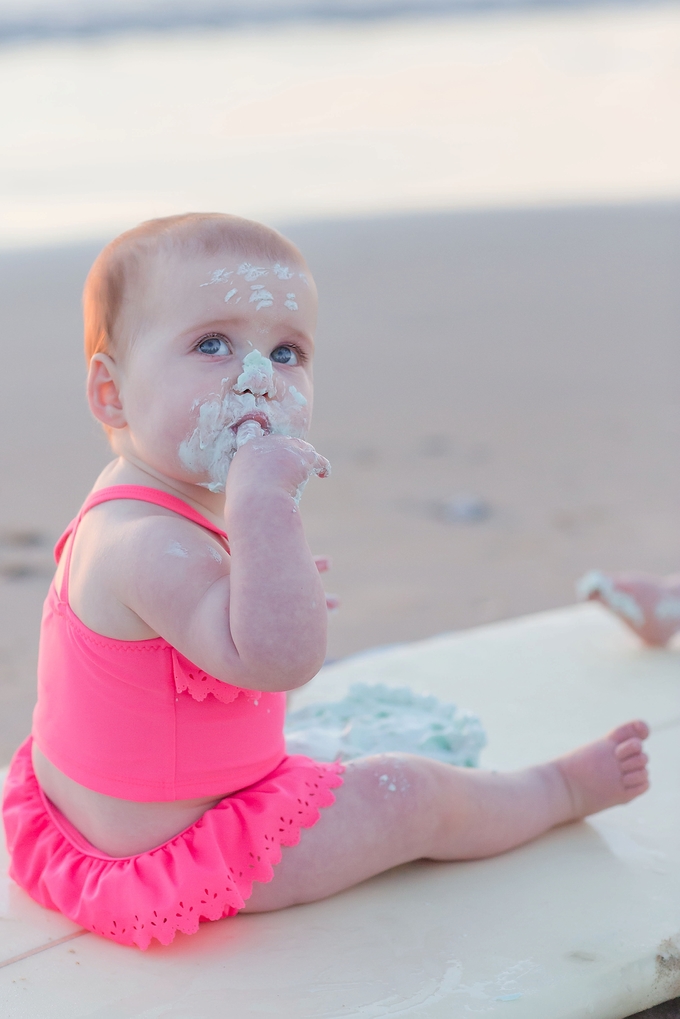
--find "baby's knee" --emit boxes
[347,752,441,814]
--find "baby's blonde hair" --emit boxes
[83,212,306,364]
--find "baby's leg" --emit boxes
[244,721,648,912]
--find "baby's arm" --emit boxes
[120,435,330,691]
[223,434,331,689]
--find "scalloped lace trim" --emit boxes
[79,763,344,950]
[6,740,344,952]
[91,888,242,947]
[171,649,261,705]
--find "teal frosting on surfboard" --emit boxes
[285,683,486,766]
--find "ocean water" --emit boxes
[0,0,656,43]
[0,0,677,248]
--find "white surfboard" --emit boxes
[1,602,678,1018]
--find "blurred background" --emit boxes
[0,0,679,763]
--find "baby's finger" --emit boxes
[325,593,340,612]
[235,420,264,448]
[279,438,329,478]
[311,452,331,479]
[314,556,332,573]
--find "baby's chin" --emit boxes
[194,425,312,494]
[176,388,311,494]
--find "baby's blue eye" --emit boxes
[197,336,229,356]
[270,345,298,366]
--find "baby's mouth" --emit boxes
[231,411,271,434]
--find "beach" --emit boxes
[1,8,680,1014]
[0,2,679,766]
[1,200,679,765]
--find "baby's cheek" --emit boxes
[269,383,311,438]
[290,401,311,437]
[135,404,183,463]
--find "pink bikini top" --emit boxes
[32,485,286,802]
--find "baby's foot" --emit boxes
[577,570,680,646]
[554,720,650,820]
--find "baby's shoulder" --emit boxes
[75,501,228,580]
[105,506,227,566]
[65,504,230,636]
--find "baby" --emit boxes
[2,213,650,950]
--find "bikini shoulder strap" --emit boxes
[54,484,229,602]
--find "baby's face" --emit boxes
[115,249,317,491]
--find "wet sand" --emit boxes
[1,200,679,764]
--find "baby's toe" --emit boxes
[610,720,649,746]
[615,737,643,760]
[620,752,648,773]
[622,770,649,790]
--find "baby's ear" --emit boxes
[87,353,127,430]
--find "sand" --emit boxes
[1,200,679,767]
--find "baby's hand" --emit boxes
[577,570,680,646]
[228,428,330,502]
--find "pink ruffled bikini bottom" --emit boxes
[2,737,343,950]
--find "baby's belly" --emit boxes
[31,743,225,858]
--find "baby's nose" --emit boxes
[233,350,276,398]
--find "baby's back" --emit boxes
[32,481,287,857]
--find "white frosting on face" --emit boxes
[272,263,294,280]
[235,419,264,448]
[200,263,305,312]
[237,263,268,282]
[178,349,310,492]
[288,386,307,406]
[200,268,233,286]
[248,285,274,311]
[234,349,277,398]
